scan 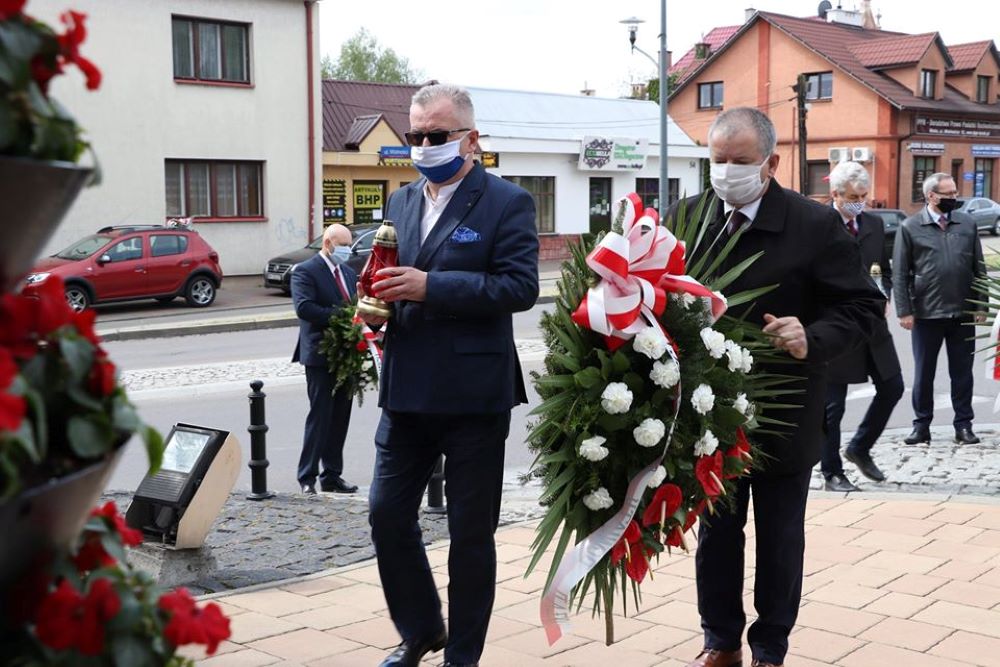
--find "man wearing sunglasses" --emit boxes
[361,83,540,667]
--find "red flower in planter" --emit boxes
[0,0,26,20]
[35,580,84,651]
[159,587,232,655]
[610,520,654,583]
[88,355,117,397]
[57,11,101,90]
[74,502,143,571]
[76,578,121,655]
[73,308,102,349]
[0,294,38,358]
[93,501,142,546]
[695,451,725,498]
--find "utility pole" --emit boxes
[794,74,809,195]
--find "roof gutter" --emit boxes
[305,1,317,241]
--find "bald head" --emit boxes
[322,224,351,254]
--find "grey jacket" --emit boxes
[892,207,986,319]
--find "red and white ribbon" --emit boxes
[354,313,384,379]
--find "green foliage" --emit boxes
[319,302,379,405]
[322,28,422,83]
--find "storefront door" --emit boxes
[589,177,612,234]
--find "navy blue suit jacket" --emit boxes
[379,163,540,414]
[291,253,357,368]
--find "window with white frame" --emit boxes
[165,160,263,219]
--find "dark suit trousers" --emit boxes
[823,371,904,477]
[368,409,510,665]
[696,469,811,665]
[911,318,975,430]
[297,365,352,486]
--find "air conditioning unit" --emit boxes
[851,147,872,162]
[828,147,850,163]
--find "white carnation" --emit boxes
[741,349,754,373]
[601,382,633,414]
[691,383,716,415]
[650,359,680,389]
[700,328,726,359]
[673,292,697,309]
[633,418,666,448]
[724,340,743,372]
[633,327,668,360]
[583,487,614,511]
[694,430,719,457]
[579,435,609,462]
[733,392,750,416]
[648,465,667,488]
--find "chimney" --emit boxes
[745,7,757,22]
[826,7,864,26]
[695,42,710,59]
[860,0,879,29]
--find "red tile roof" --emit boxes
[947,40,997,71]
[670,25,740,85]
[849,33,936,68]
[321,80,420,151]
[670,11,998,116]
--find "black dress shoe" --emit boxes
[824,474,861,492]
[955,428,981,445]
[844,448,886,482]
[443,663,479,667]
[903,428,931,445]
[379,628,447,667]
[320,476,358,493]
[300,483,316,495]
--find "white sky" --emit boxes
[319,0,1000,99]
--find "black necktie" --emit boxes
[727,210,748,236]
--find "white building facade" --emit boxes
[35,0,322,275]
[468,88,707,259]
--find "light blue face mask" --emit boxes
[328,245,351,265]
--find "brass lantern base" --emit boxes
[358,294,392,320]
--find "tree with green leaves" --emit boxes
[321,28,421,83]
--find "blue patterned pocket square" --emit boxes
[450,226,481,243]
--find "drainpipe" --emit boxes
[305,1,317,241]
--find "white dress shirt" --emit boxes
[420,178,464,243]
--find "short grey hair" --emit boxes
[708,107,777,160]
[411,84,475,127]
[829,161,870,193]
[922,172,954,198]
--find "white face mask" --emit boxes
[710,160,769,207]
[840,200,866,218]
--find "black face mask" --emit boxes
[936,197,959,214]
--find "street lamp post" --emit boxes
[621,2,668,220]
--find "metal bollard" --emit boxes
[246,380,275,500]
[425,454,446,514]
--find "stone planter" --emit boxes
[0,157,93,293]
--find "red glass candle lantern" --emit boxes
[357,219,398,319]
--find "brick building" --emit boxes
[667,5,1000,213]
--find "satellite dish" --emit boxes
[818,0,833,18]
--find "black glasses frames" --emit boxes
[404,128,471,147]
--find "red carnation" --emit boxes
[356,340,368,352]
[696,451,725,498]
[88,356,117,397]
[0,0,26,20]
[159,588,231,655]
[641,483,682,529]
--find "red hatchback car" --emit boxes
[23,225,223,311]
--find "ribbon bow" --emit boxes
[572,194,727,350]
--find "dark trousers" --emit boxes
[368,409,510,665]
[297,365,352,487]
[823,371,904,478]
[911,317,975,430]
[696,469,811,665]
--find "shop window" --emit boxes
[503,176,555,233]
[974,158,994,199]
